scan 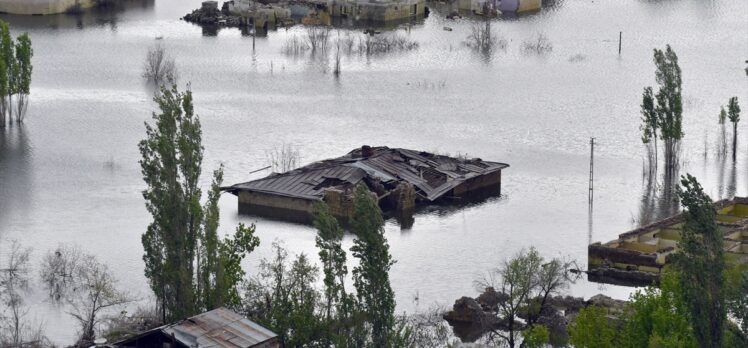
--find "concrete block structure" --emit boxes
[588,196,748,286]
[0,0,97,15]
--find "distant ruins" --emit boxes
[183,0,428,31]
[588,196,748,286]
[225,146,509,223]
[0,0,97,15]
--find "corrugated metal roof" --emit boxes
[159,307,277,348]
[227,147,509,202]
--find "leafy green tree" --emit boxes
[725,264,748,337]
[218,223,259,308]
[350,183,396,347]
[241,242,324,346]
[643,45,683,173]
[641,86,658,168]
[0,21,9,126]
[314,202,355,344]
[619,271,696,348]
[569,306,617,348]
[139,84,203,322]
[675,174,725,347]
[719,106,728,156]
[727,97,741,161]
[522,325,550,348]
[13,33,31,123]
[198,166,223,310]
[314,203,348,320]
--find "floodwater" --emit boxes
[0,0,747,344]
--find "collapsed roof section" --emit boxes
[226,146,509,203]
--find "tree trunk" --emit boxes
[732,122,738,162]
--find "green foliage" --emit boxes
[13,34,31,96]
[640,86,658,144]
[728,96,741,125]
[199,165,222,310]
[522,325,549,348]
[619,272,697,348]
[727,96,741,159]
[140,85,257,321]
[569,306,617,348]
[674,174,725,347]
[140,84,203,321]
[0,20,33,125]
[218,223,259,308]
[652,45,683,142]
[350,183,396,347]
[641,44,682,171]
[725,264,748,336]
[314,202,352,344]
[241,243,325,346]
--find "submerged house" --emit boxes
[588,197,748,286]
[115,307,279,348]
[225,146,509,223]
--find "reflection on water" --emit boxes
[0,126,32,234]
[0,0,155,31]
[636,169,680,227]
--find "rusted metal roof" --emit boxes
[227,146,508,202]
[115,307,277,348]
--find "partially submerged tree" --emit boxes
[466,20,505,58]
[728,96,741,161]
[648,45,683,174]
[267,144,301,173]
[0,240,32,347]
[640,86,658,171]
[143,42,177,86]
[0,241,50,347]
[719,106,728,157]
[0,20,33,126]
[13,33,32,123]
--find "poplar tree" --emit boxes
[139,84,203,322]
[719,106,728,156]
[0,21,11,126]
[674,174,725,347]
[728,96,741,161]
[13,33,31,123]
[640,86,658,169]
[350,184,396,347]
[642,45,683,174]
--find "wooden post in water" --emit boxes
[589,137,595,208]
[588,137,595,244]
[618,32,622,55]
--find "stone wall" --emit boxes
[0,0,97,15]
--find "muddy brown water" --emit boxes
[0,0,747,344]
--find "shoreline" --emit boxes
[0,0,97,16]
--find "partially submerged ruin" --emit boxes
[225,146,508,223]
[588,196,748,286]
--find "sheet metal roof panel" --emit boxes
[157,307,277,348]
